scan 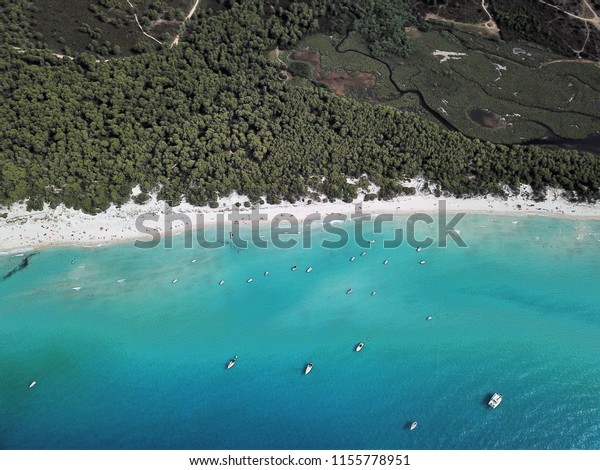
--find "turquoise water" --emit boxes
[1,215,599,450]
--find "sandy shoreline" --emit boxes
[1,186,599,254]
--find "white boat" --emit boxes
[383,260,389,265]
[410,421,418,431]
[416,246,422,252]
[369,240,376,244]
[172,278,178,284]
[350,256,356,261]
[306,267,313,273]
[360,251,366,257]
[355,342,365,352]
[71,286,81,291]
[488,393,503,409]
[191,259,197,263]
[371,291,377,296]
[227,356,238,369]
[346,288,353,294]
[29,381,36,388]
[291,266,298,271]
[247,278,253,283]
[426,316,432,321]
[304,363,313,375]
[264,271,269,276]
[219,279,225,285]
[419,260,426,265]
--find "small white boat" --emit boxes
[488,393,503,409]
[71,286,81,291]
[410,421,418,431]
[416,246,422,252]
[29,381,37,389]
[426,316,432,321]
[219,279,225,285]
[360,251,366,257]
[172,278,178,284]
[304,363,313,375]
[419,260,426,265]
[355,342,365,352]
[383,260,389,265]
[191,259,197,263]
[306,266,313,273]
[346,288,353,294]
[291,266,298,271]
[227,356,238,369]
[369,240,376,244]
[116,279,126,284]
[247,278,254,283]
[350,256,356,262]
[264,271,269,276]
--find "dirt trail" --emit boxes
[538,0,600,30]
[171,0,200,46]
[424,1,500,38]
[481,0,500,34]
[126,0,163,45]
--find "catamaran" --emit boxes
[488,393,503,409]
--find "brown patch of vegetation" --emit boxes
[290,50,377,97]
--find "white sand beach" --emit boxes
[1,183,599,254]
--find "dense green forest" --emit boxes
[0,0,599,214]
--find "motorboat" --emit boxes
[383,260,389,265]
[488,393,503,409]
[227,356,238,369]
[304,363,313,375]
[172,278,178,284]
[29,381,36,389]
[350,256,356,261]
[419,260,426,265]
[416,246,422,252]
[291,266,298,271]
[191,259,197,263]
[426,316,432,321]
[219,279,225,285]
[71,286,81,291]
[247,278,254,283]
[360,251,366,257]
[410,421,418,431]
[264,271,269,276]
[371,291,377,296]
[306,267,313,273]
[355,342,365,352]
[346,288,353,294]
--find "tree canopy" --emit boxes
[0,0,598,214]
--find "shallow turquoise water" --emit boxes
[1,215,599,449]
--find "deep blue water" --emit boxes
[1,215,599,449]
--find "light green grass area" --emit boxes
[289,29,600,143]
